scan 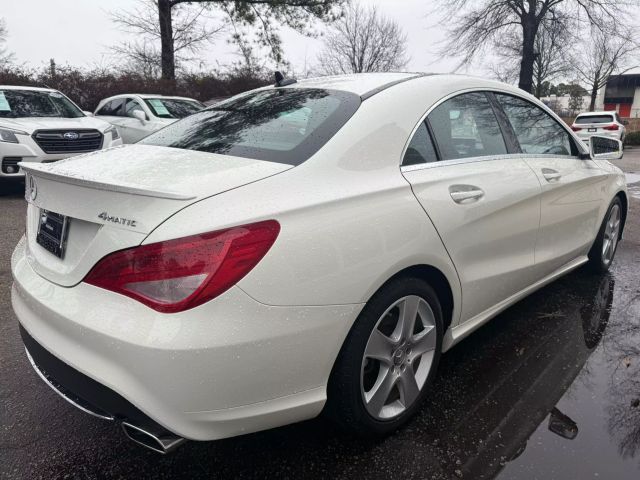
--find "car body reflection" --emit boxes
[415,272,614,479]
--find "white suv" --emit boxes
[94,94,205,144]
[0,86,122,178]
[571,111,627,144]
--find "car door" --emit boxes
[493,93,610,276]
[401,91,542,323]
[116,98,153,143]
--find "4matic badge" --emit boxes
[98,212,137,227]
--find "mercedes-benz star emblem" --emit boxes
[28,175,37,201]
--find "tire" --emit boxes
[587,197,623,274]
[325,277,443,436]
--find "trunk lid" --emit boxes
[20,144,292,287]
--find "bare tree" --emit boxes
[316,3,409,75]
[436,0,639,94]
[112,0,344,81]
[0,19,14,67]
[111,0,225,79]
[493,13,573,98]
[573,27,638,111]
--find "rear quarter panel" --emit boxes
[144,79,464,324]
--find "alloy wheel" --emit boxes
[360,295,437,420]
[602,204,621,266]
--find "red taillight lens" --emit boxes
[571,126,582,131]
[84,220,280,313]
[604,124,619,131]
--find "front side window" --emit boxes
[497,94,573,155]
[428,92,507,160]
[124,99,145,118]
[143,98,205,119]
[402,122,438,165]
[0,89,84,118]
[97,98,125,116]
[139,88,360,165]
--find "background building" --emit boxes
[602,72,640,118]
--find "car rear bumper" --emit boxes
[574,131,623,143]
[11,236,362,440]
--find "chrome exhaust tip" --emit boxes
[121,421,186,454]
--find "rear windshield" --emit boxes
[143,98,205,119]
[575,115,613,124]
[0,89,84,118]
[139,88,360,165]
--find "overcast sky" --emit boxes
[1,0,464,75]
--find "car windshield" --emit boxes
[0,89,84,118]
[139,88,360,165]
[143,98,205,119]
[575,115,614,124]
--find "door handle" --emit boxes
[542,168,561,182]
[449,185,485,204]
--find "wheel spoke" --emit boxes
[365,329,395,364]
[409,325,436,359]
[398,296,420,341]
[602,238,610,259]
[398,369,420,408]
[365,367,396,415]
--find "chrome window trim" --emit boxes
[400,153,582,173]
[399,87,589,168]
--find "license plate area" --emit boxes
[588,128,597,132]
[36,210,69,259]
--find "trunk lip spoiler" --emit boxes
[19,162,197,201]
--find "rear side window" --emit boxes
[97,99,125,116]
[428,92,507,160]
[496,94,573,156]
[139,88,360,165]
[402,122,438,165]
[575,115,614,124]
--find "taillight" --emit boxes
[571,126,582,132]
[84,220,280,313]
[604,124,619,131]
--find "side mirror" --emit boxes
[133,110,147,123]
[622,120,629,126]
[589,135,623,161]
[83,111,94,117]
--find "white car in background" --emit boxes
[0,86,122,178]
[571,111,627,144]
[12,73,627,454]
[94,94,205,143]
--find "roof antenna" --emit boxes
[274,71,297,87]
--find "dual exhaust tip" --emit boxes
[121,422,186,454]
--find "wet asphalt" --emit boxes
[1,152,639,480]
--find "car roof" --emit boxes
[576,111,615,116]
[282,72,428,97]
[272,72,531,101]
[0,85,57,92]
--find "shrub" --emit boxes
[0,64,270,111]
[625,131,640,146]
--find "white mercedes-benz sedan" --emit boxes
[11,73,627,454]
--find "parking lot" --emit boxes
[1,151,640,480]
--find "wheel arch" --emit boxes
[375,264,455,333]
[616,190,628,239]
